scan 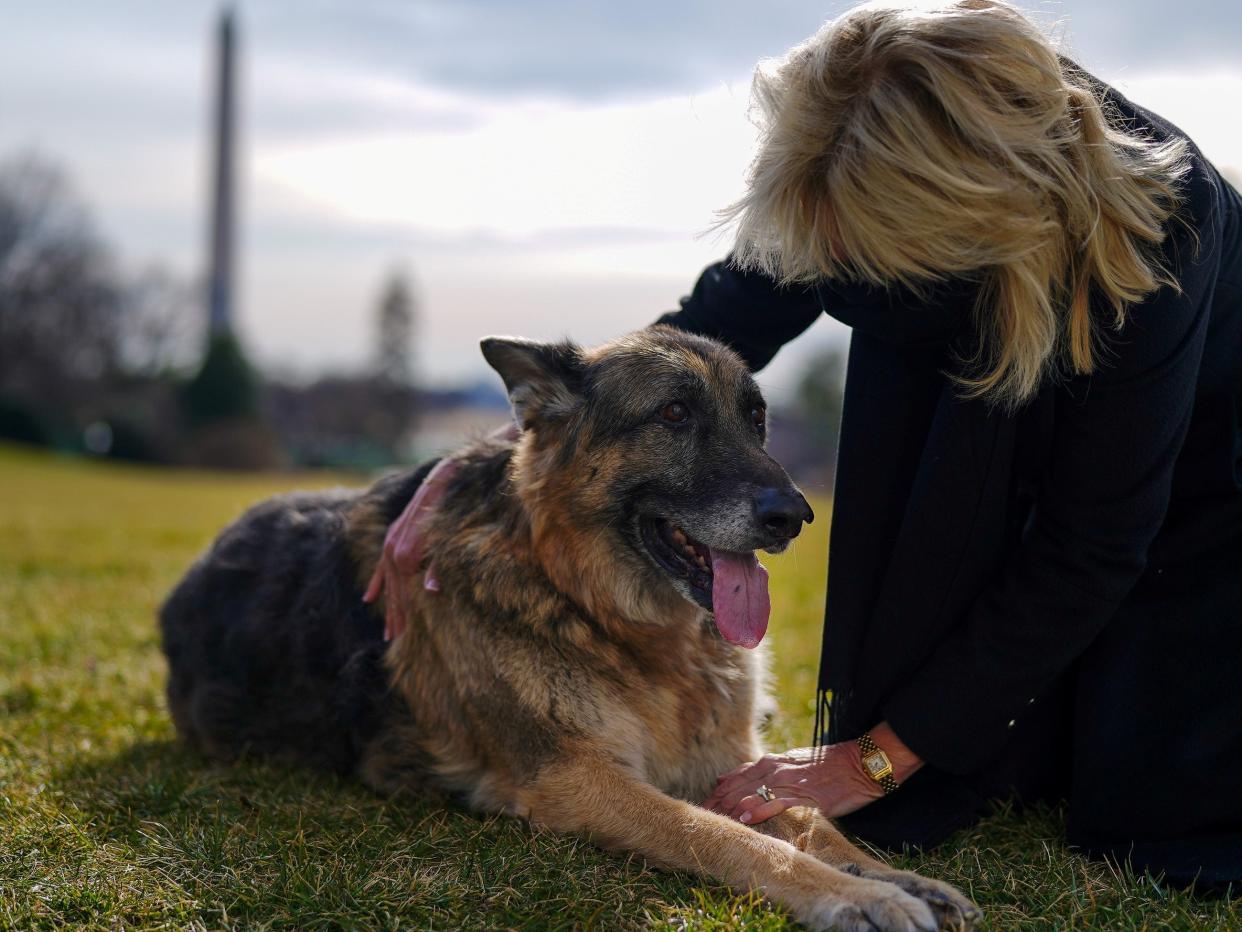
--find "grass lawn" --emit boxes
[0,440,1236,930]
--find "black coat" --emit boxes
[658,84,1242,888]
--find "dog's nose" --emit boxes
[754,488,815,540]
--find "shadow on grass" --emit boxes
[52,736,453,849]
[46,739,728,930]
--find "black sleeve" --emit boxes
[882,210,1221,772]
[656,258,824,372]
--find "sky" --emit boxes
[2,0,1240,401]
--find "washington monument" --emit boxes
[207,8,237,336]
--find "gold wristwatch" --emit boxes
[856,732,899,795]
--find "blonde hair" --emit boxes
[724,0,1190,408]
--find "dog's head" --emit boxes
[481,326,812,648]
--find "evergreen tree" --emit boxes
[793,346,846,462]
[181,330,258,426]
[374,273,416,386]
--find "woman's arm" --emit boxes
[704,721,924,823]
[657,257,825,371]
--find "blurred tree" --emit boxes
[0,153,201,455]
[373,272,416,386]
[119,267,200,377]
[793,345,846,457]
[0,154,124,414]
[179,331,283,470]
[0,397,50,445]
[181,331,259,427]
[359,270,419,461]
[767,345,847,487]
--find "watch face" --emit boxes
[864,752,888,777]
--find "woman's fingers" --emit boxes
[710,788,755,816]
[707,758,779,806]
[714,755,779,789]
[714,749,811,786]
[704,770,751,810]
[707,749,832,813]
[709,764,812,816]
[705,745,883,825]
[713,763,750,786]
[706,773,776,814]
[738,794,804,825]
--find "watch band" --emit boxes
[857,732,900,795]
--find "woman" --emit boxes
[368,0,1242,889]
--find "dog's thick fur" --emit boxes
[161,327,977,930]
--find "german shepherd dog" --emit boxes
[161,327,978,930]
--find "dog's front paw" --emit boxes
[804,876,937,932]
[859,869,980,930]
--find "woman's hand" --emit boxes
[703,723,922,824]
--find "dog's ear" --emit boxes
[480,337,585,429]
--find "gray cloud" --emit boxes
[4,0,1239,156]
[256,0,1242,102]
[3,0,1237,384]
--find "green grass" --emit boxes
[0,441,1236,930]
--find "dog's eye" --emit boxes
[751,405,767,429]
[661,402,689,424]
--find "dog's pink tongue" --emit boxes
[709,549,770,649]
